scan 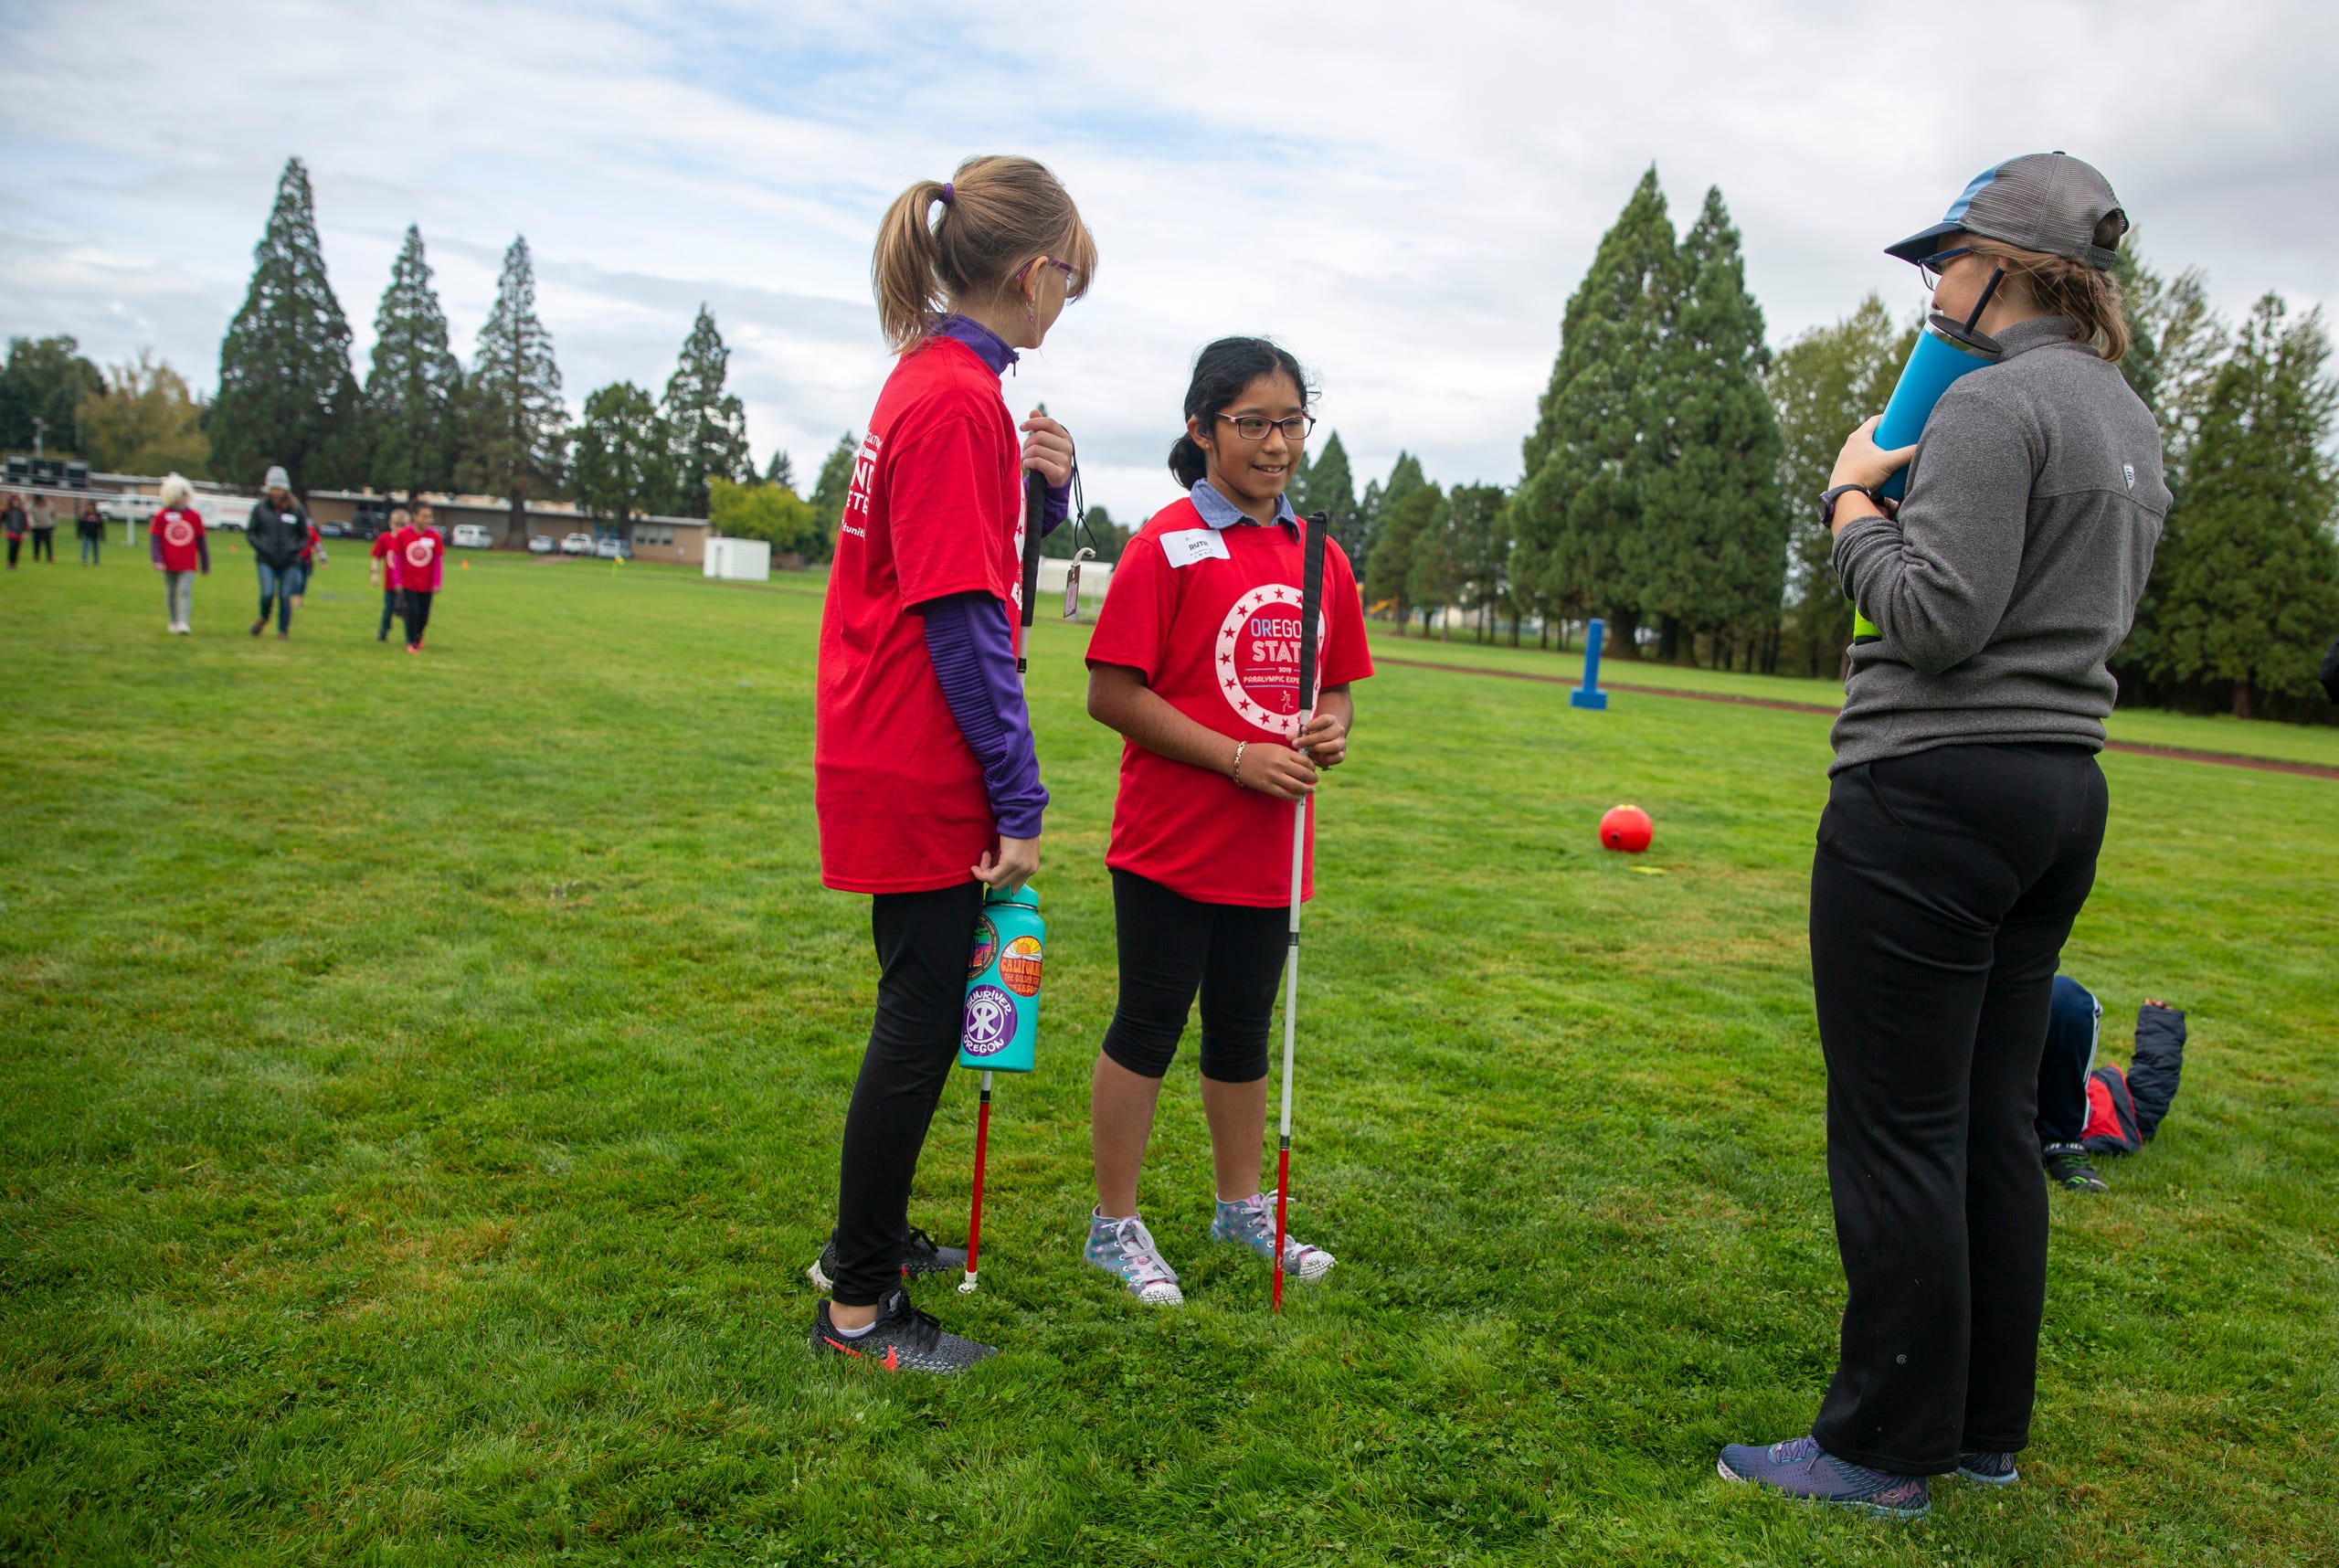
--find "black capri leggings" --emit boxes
[1101,868,1287,1084]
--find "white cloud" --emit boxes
[1,0,2330,517]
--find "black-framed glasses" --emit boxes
[1215,412,1315,442]
[1918,245,1973,281]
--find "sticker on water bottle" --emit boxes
[968,916,1000,980]
[999,935,1043,997]
[962,985,1017,1056]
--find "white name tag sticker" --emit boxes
[1160,528,1231,568]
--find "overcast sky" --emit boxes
[3,0,2333,517]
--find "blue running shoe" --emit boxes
[1717,1436,1930,1520]
[1084,1210,1182,1305]
[1956,1449,2020,1485]
[1211,1192,1335,1280]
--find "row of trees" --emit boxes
[202,158,766,542]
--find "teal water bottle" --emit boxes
[959,885,1043,1073]
[1874,313,2002,502]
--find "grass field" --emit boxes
[4,549,2336,1566]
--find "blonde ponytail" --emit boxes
[869,155,1097,355]
[1969,238,2132,364]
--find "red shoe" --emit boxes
[406,643,420,654]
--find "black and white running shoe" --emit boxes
[810,1287,995,1374]
[806,1226,968,1292]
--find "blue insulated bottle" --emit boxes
[959,885,1043,1073]
[1873,313,2002,501]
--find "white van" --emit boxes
[451,523,494,549]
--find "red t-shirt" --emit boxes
[153,507,206,572]
[390,525,444,592]
[1085,497,1372,906]
[815,338,1026,894]
[372,530,402,588]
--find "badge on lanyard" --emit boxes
[1160,528,1231,569]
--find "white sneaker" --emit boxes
[1084,1210,1183,1305]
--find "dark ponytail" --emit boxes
[1169,336,1314,488]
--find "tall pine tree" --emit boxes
[1510,167,1676,653]
[2137,293,2339,716]
[363,225,464,497]
[210,157,360,491]
[1637,186,1784,665]
[462,236,567,544]
[663,304,752,518]
[572,381,676,530]
[1300,430,1361,563]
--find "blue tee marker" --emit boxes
[1571,618,1609,710]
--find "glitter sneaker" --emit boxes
[1084,1210,1183,1305]
[1717,1436,1931,1520]
[1210,1192,1335,1280]
[810,1286,994,1374]
[805,1226,968,1293]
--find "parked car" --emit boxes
[560,533,595,556]
[527,534,556,555]
[199,496,253,531]
[451,523,494,549]
[318,521,351,538]
[595,537,630,560]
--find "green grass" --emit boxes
[4,551,2336,1566]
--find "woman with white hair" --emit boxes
[149,474,209,634]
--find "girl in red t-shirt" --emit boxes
[148,473,209,634]
[808,155,1095,1372]
[1080,338,1373,1305]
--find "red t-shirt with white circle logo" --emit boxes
[390,525,444,592]
[152,506,206,571]
[815,337,1027,894]
[1085,496,1371,907]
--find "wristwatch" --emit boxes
[1818,483,1875,525]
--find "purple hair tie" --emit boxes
[939,181,955,207]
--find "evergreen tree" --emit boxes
[363,225,464,497]
[1767,295,1915,673]
[1637,186,1785,664]
[1447,482,1513,641]
[1510,166,1676,653]
[1403,489,1461,637]
[2137,293,2339,716]
[1301,430,1361,563]
[209,157,360,491]
[809,431,860,544]
[570,381,675,530]
[1363,482,1441,628]
[0,335,105,455]
[763,449,796,490]
[663,304,752,518]
[461,236,567,544]
[2116,247,2228,493]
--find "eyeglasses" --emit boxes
[1918,245,1974,281]
[1214,412,1316,442]
[1032,258,1074,286]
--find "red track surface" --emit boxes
[1374,655,2339,781]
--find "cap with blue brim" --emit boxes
[1887,152,2128,271]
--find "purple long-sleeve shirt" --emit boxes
[909,314,1070,842]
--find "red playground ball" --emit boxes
[1599,804,1654,854]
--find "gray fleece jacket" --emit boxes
[1829,315,2170,774]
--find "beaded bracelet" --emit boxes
[1231,740,1248,789]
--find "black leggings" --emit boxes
[404,588,435,645]
[1101,868,1286,1084]
[30,529,53,562]
[1808,743,2107,1475]
[832,880,985,1306]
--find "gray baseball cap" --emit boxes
[1887,152,2129,270]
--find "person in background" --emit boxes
[2036,978,2186,1190]
[387,503,445,652]
[4,493,26,568]
[77,499,105,565]
[247,466,311,640]
[371,508,407,642]
[148,474,209,634]
[28,493,58,563]
[291,514,324,609]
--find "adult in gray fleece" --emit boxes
[1830,315,2170,770]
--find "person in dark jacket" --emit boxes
[77,500,105,565]
[2035,979,2186,1190]
[3,493,25,569]
[1720,154,2172,1518]
[247,465,312,640]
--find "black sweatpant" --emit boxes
[1101,868,1287,1083]
[403,588,435,646]
[378,587,402,639]
[831,880,985,1306]
[30,528,54,562]
[1808,743,2108,1474]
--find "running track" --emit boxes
[1374,655,2339,782]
